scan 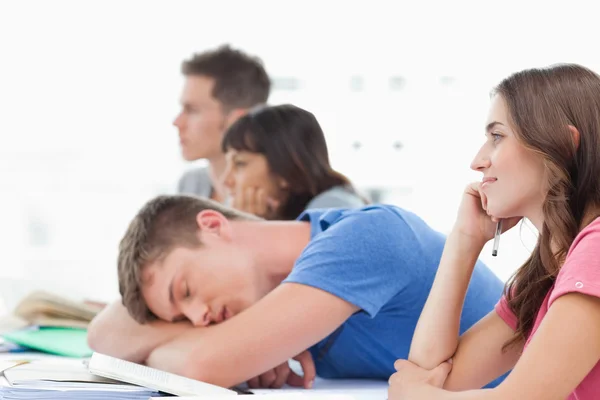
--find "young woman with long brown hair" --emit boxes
[389,64,600,399]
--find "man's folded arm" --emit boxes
[87,300,194,363]
[146,282,359,387]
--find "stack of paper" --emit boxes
[0,359,160,400]
[0,289,105,357]
[0,315,29,336]
[12,290,104,329]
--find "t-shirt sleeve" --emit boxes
[495,296,517,331]
[177,173,188,193]
[305,188,365,210]
[283,207,425,318]
[177,168,212,197]
[548,220,600,307]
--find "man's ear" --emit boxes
[195,210,233,240]
[568,125,580,151]
[224,108,248,130]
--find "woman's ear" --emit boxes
[568,125,580,151]
[278,177,289,190]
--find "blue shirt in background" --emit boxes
[283,205,505,387]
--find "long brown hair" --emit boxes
[497,64,600,348]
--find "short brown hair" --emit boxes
[181,44,270,112]
[118,195,258,323]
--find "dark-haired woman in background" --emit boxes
[221,104,367,220]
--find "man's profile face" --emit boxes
[140,235,261,326]
[173,75,228,161]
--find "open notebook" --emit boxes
[87,352,238,397]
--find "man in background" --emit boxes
[174,45,270,203]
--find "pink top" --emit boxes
[496,217,600,399]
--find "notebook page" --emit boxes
[88,352,237,397]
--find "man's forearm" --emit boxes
[145,327,244,387]
[87,300,193,363]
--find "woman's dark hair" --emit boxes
[496,64,600,349]
[222,104,361,219]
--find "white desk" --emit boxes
[250,360,388,399]
[250,378,388,399]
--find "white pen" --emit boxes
[492,220,502,256]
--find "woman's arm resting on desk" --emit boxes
[409,183,522,370]
[390,310,520,395]
[389,292,600,399]
[146,282,359,388]
[408,231,489,369]
[87,300,193,363]
[443,310,521,390]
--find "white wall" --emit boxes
[0,0,597,307]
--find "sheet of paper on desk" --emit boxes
[248,377,388,400]
[0,360,28,374]
[0,384,158,400]
[4,360,123,385]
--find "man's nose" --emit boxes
[173,112,184,128]
[183,303,211,327]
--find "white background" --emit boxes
[0,0,597,310]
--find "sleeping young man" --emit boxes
[88,194,504,389]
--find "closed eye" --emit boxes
[184,281,191,299]
[176,279,191,303]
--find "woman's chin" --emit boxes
[489,209,520,221]
[487,205,511,221]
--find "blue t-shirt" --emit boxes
[283,205,505,386]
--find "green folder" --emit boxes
[3,327,93,358]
